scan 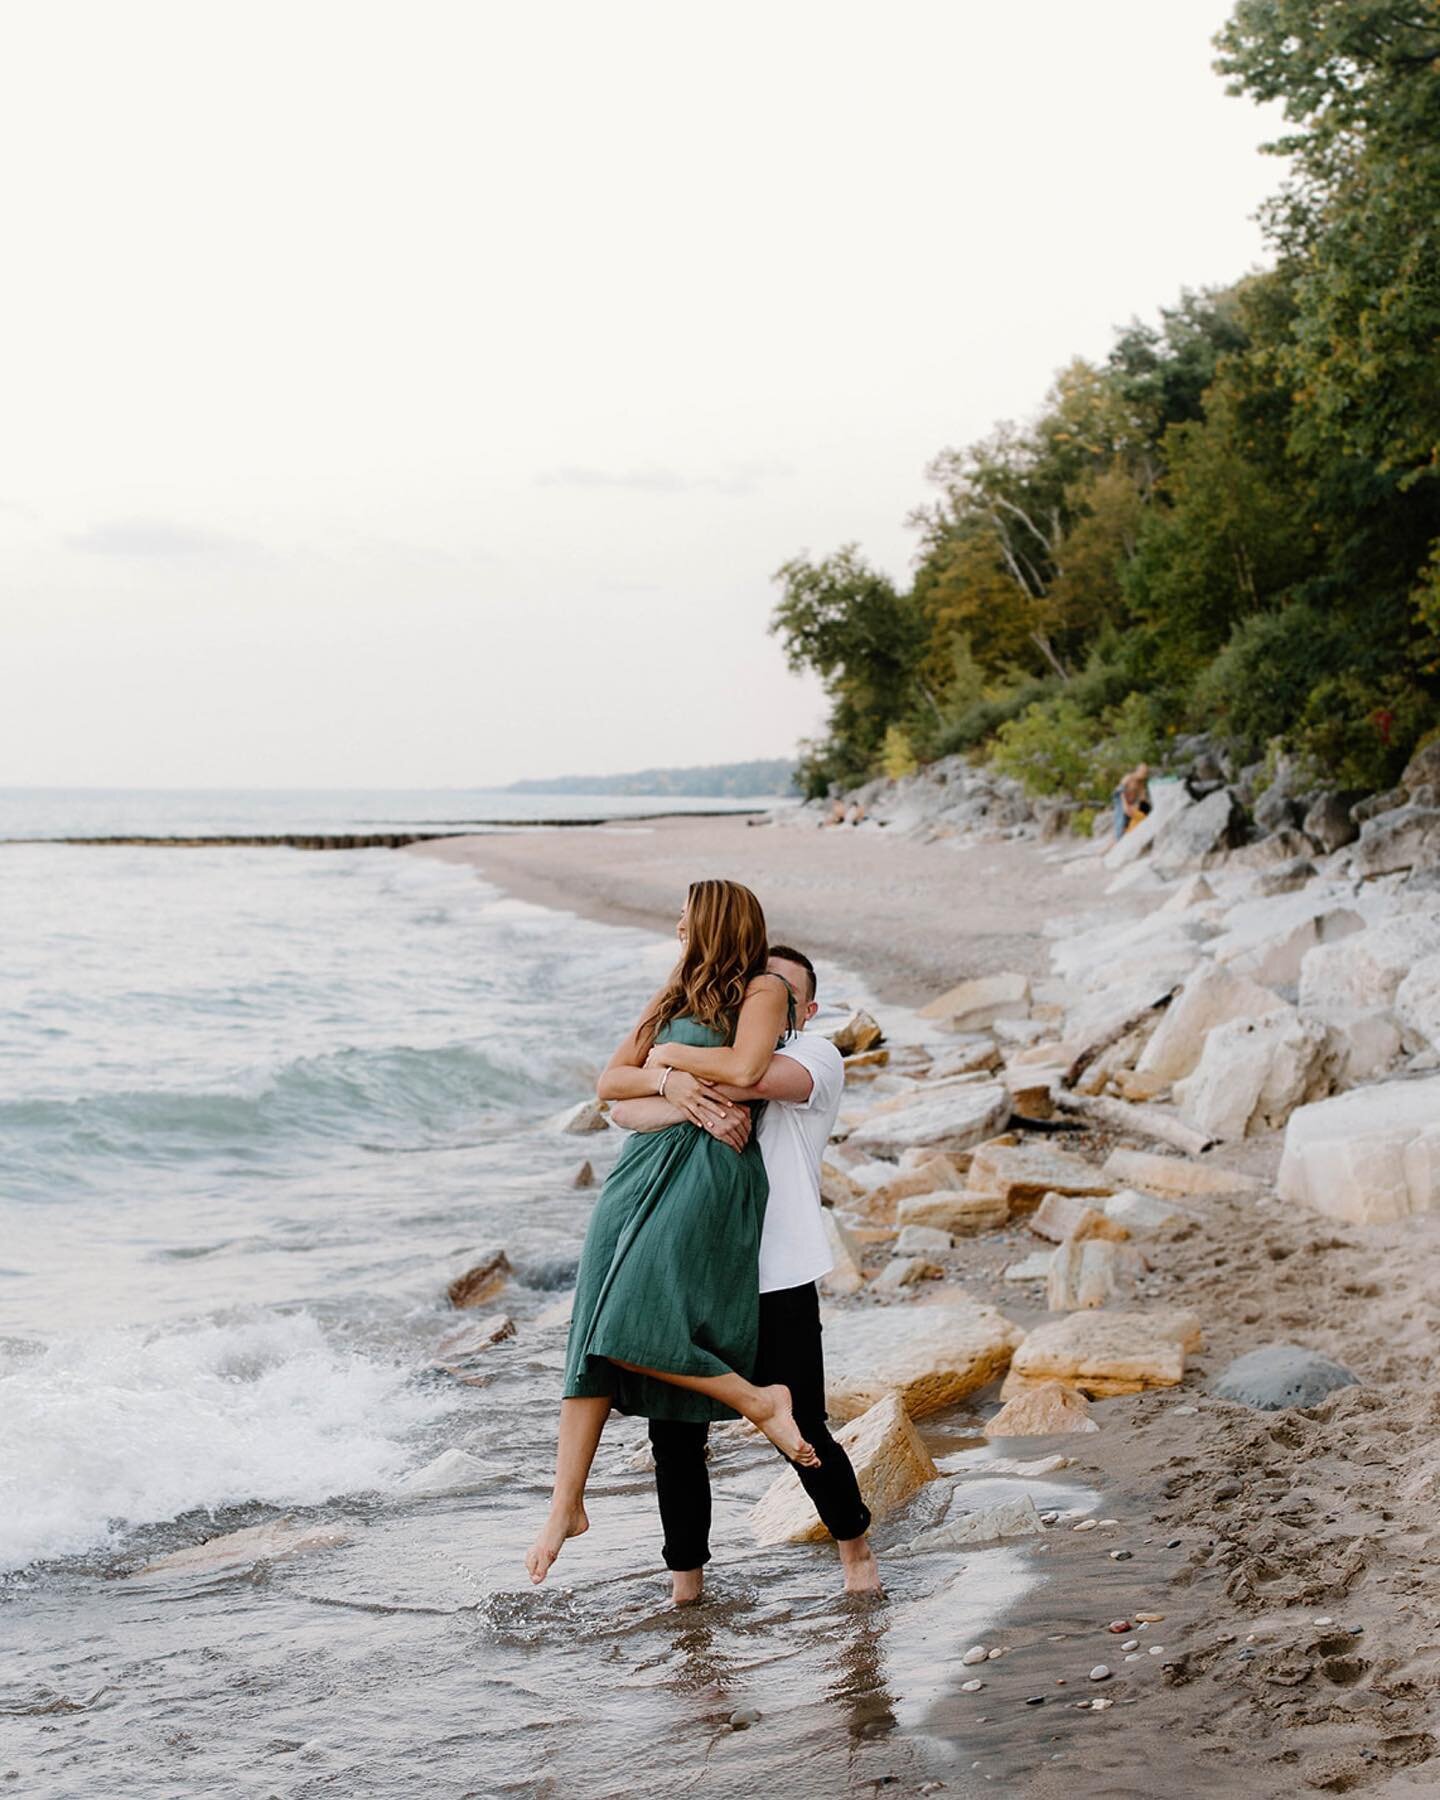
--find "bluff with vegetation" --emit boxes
[773,0,1440,806]
[507,758,798,798]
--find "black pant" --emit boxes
[648,1280,871,1570]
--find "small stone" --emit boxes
[571,1160,596,1188]
[1109,1550,1133,1561]
[987,1647,1006,1661]
[1090,1697,1113,1711]
[1073,1518,1098,1532]
[962,1646,988,1666]
[1122,1639,1138,1651]
[1165,1538,1182,1549]
[1312,1615,1334,1626]
[1124,1653,1142,1662]
[1098,1518,1119,1527]
[1148,1645,1165,1656]
[1025,1695,1045,1706]
[1040,1510,1060,1525]
[1135,1612,1164,1623]
[1172,1404,1197,1416]
[961,1679,984,1692]
[1106,1620,1131,1633]
[1089,1665,1111,1682]
[728,1706,761,1729]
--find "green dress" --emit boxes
[562,1016,770,1424]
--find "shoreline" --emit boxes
[419,806,1440,1797]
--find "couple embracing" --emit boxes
[525,878,879,1600]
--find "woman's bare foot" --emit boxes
[524,1504,589,1585]
[748,1384,821,1467]
[670,1567,704,1606]
[837,1534,882,1594]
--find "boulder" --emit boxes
[571,1160,596,1189]
[846,1081,1011,1158]
[1029,1192,1129,1244]
[968,1138,1115,1213]
[1103,1146,1264,1197]
[1231,829,1314,873]
[1150,787,1247,877]
[896,1224,954,1254]
[1159,872,1217,914]
[1252,788,1304,834]
[1137,962,1286,1084]
[1102,1189,1195,1236]
[1003,1250,1056,1281]
[896,1189,1008,1234]
[554,1098,611,1134]
[447,1251,513,1309]
[1046,1237,1143,1311]
[1003,1307,1202,1397]
[1401,740,1440,793]
[1299,917,1440,1020]
[1352,806,1440,878]
[750,1391,938,1545]
[1172,1006,1328,1139]
[1303,791,1364,854]
[1352,786,1407,824]
[917,972,1030,1032]
[1210,894,1364,987]
[820,1160,863,1208]
[1278,1076,1440,1222]
[1212,1344,1358,1412]
[842,1048,891,1080]
[1322,1010,1404,1087]
[824,1297,1024,1422]
[136,1519,350,1578]
[397,1448,492,1497]
[535,1290,575,1329]
[1114,1070,1168,1102]
[888,1493,1045,1556]
[874,1255,941,1292]
[1396,953,1440,1054]
[926,1036,1004,1078]
[829,1008,885,1056]
[1254,856,1318,896]
[820,1209,866,1295]
[985,1380,1099,1436]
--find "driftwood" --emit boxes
[1061,990,1177,1089]
[1052,1090,1215,1157]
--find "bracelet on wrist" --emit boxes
[657,1067,672,1098]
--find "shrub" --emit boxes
[1189,604,1344,760]
[880,723,919,780]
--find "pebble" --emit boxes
[1025,1695,1045,1706]
[1107,1620,1131,1634]
[1148,1645,1165,1656]
[1040,1511,1060,1525]
[987,1647,1006,1660]
[1165,1538,1182,1549]
[1124,1653,1142,1663]
[961,1679,984,1693]
[1098,1519,1118,1527]
[1173,1404,1197,1415]
[1090,1698,1113,1711]
[1312,1616,1334,1626]
[1135,1612,1164,1623]
[729,1707,761,1729]
[1121,1640,1138,1651]
[1089,1665,1111,1682]
[1109,1550,1133,1561]
[962,1646,988,1666]
[1073,1519,1098,1532]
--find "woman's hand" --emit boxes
[665,1070,752,1153]
[645,1043,681,1070]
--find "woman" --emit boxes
[525,878,819,1585]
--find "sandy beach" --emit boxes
[417,813,1440,1798]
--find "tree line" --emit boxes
[772,0,1440,807]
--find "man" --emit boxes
[609,944,880,1603]
[1113,762,1151,839]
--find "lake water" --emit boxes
[1,796,1051,1798]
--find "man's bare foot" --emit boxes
[748,1384,820,1467]
[524,1504,589,1585]
[837,1534,882,1594]
[671,1567,704,1606]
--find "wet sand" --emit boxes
[417,817,1440,1798]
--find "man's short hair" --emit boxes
[767,943,816,1001]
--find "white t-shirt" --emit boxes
[756,1028,846,1294]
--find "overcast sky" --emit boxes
[3,0,1284,789]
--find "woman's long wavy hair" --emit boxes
[638,879,769,1051]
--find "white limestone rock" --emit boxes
[889,1493,1045,1556]
[1103,1146,1264,1197]
[824,1296,1024,1422]
[1209,894,1364,987]
[1103,781,1191,870]
[750,1391,938,1546]
[847,1081,1010,1157]
[917,973,1031,1032]
[1172,1006,1328,1139]
[985,1380,1099,1435]
[1396,952,1440,1053]
[1102,1189,1196,1236]
[135,1519,351,1578]
[1003,1307,1202,1397]
[1299,917,1440,1019]
[820,1209,867,1295]
[968,1137,1115,1212]
[1046,1237,1144,1311]
[397,1449,492,1498]
[896,1224,955,1254]
[895,1189,1009,1235]
[1137,962,1285,1084]
[1278,1076,1440,1223]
